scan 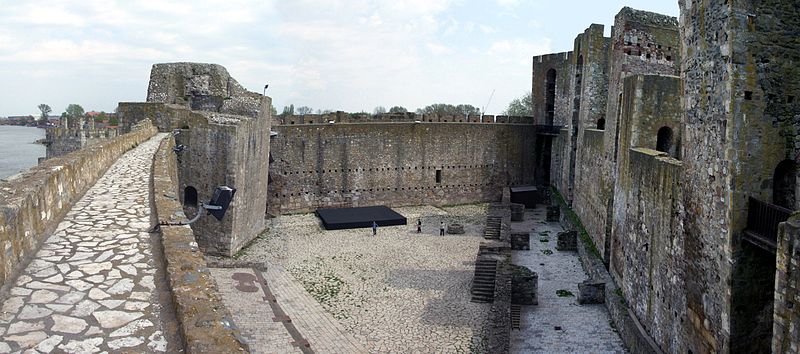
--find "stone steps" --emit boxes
[484,216,502,240]
[511,304,521,330]
[470,258,498,303]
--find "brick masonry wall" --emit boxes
[268,123,538,214]
[0,121,156,289]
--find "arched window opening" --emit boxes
[773,160,798,210]
[184,186,198,208]
[545,69,557,125]
[597,117,606,130]
[656,126,674,154]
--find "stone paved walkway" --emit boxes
[212,265,366,354]
[510,206,625,353]
[0,133,180,353]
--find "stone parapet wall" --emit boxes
[773,216,800,354]
[276,111,531,125]
[117,102,195,133]
[0,121,157,289]
[151,135,249,353]
[613,148,684,352]
[572,128,610,260]
[268,123,539,214]
[45,127,120,159]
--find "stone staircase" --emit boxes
[511,304,522,330]
[471,257,499,303]
[484,216,502,240]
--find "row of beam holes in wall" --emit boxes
[743,90,795,104]
[283,164,495,175]
[287,119,486,124]
[274,183,492,198]
[623,41,673,62]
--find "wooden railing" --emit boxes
[744,197,792,251]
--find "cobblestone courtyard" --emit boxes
[228,204,493,353]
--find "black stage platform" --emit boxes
[316,206,407,230]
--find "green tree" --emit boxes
[389,106,408,113]
[416,103,480,116]
[373,106,387,114]
[280,104,294,117]
[65,104,85,120]
[109,115,119,126]
[502,92,533,116]
[296,106,313,115]
[37,104,52,125]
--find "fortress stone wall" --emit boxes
[119,63,272,257]
[276,111,531,126]
[44,127,119,159]
[268,122,540,214]
[539,3,800,353]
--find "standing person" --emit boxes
[372,221,378,236]
[417,218,422,233]
[440,221,445,236]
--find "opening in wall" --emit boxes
[773,160,798,210]
[597,117,606,130]
[656,126,674,154]
[435,169,442,184]
[545,69,557,125]
[184,186,198,208]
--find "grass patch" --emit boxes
[539,238,549,243]
[556,289,574,297]
[541,249,553,255]
[550,187,603,260]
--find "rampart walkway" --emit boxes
[0,133,179,352]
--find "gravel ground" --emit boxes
[234,204,493,353]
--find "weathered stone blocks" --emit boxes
[556,230,578,251]
[577,280,605,304]
[510,232,530,251]
[511,264,538,306]
[510,203,525,221]
[547,206,560,222]
[446,223,465,234]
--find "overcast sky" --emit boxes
[0,0,678,117]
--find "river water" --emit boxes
[0,125,46,179]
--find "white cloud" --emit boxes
[495,0,520,7]
[426,42,453,55]
[480,24,498,34]
[489,38,553,65]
